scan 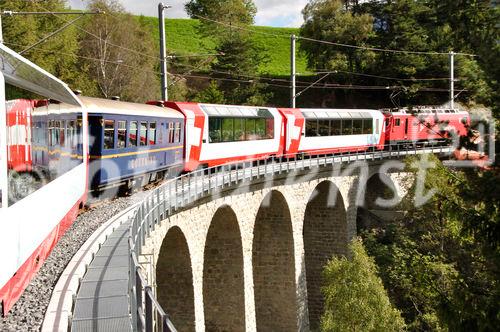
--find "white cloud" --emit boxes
[68,0,307,27]
[254,0,308,27]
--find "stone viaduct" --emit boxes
[140,161,413,332]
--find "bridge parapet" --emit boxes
[128,144,450,331]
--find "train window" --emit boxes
[342,119,353,135]
[265,119,274,139]
[376,119,380,134]
[148,122,156,145]
[59,120,66,147]
[117,121,127,148]
[256,118,266,139]
[129,121,138,146]
[222,118,234,142]
[54,121,61,146]
[140,122,147,146]
[395,118,401,126]
[318,120,330,136]
[208,118,221,143]
[67,120,75,148]
[245,118,256,140]
[103,120,115,150]
[305,120,318,136]
[158,123,164,144]
[331,120,342,135]
[174,122,181,143]
[352,120,363,135]
[167,123,174,143]
[362,119,373,134]
[234,118,245,141]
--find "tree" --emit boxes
[0,0,92,96]
[321,238,406,331]
[185,0,270,105]
[194,80,225,103]
[185,0,256,35]
[78,0,159,102]
[300,0,374,106]
[362,154,500,331]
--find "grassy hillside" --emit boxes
[137,17,310,76]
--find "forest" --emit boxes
[1,0,498,330]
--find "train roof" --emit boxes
[81,96,183,119]
[300,108,382,119]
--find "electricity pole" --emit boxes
[449,51,455,109]
[290,34,296,108]
[159,3,171,101]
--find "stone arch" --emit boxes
[357,173,400,232]
[364,172,399,210]
[156,226,195,331]
[203,206,245,331]
[252,190,297,331]
[303,181,348,330]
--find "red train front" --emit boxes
[383,106,470,146]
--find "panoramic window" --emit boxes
[222,118,234,142]
[306,120,318,136]
[362,119,373,134]
[318,120,330,136]
[352,119,363,135]
[342,119,353,135]
[331,119,342,135]
[208,116,274,143]
[255,118,266,138]
[103,120,115,150]
[234,118,245,141]
[245,118,256,139]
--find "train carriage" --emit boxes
[85,97,184,192]
[157,101,285,171]
[0,42,87,316]
[279,108,386,155]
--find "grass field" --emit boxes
[137,17,310,76]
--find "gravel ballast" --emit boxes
[0,190,151,331]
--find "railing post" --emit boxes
[145,287,153,332]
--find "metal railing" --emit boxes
[128,142,452,331]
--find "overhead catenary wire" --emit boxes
[5,39,463,95]
[313,69,455,82]
[6,5,467,96]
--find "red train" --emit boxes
[156,101,470,171]
[1,97,470,317]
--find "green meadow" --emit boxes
[137,17,310,76]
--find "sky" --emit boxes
[67,0,309,27]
